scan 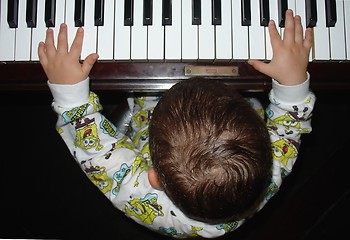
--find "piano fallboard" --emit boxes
[0,61,349,92]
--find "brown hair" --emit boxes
[149,78,272,223]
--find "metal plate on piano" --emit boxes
[184,66,239,76]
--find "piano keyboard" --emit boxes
[0,0,349,62]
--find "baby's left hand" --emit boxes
[38,23,98,85]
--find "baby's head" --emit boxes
[149,79,272,224]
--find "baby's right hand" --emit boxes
[38,23,98,85]
[248,10,313,86]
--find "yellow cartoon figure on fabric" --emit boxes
[74,117,103,151]
[132,109,153,129]
[267,113,301,135]
[271,138,298,166]
[124,193,164,225]
[83,163,112,194]
[115,136,136,151]
[132,154,151,187]
[134,97,146,109]
[88,92,102,113]
[188,226,204,237]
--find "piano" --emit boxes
[0,0,349,92]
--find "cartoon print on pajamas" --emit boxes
[83,163,113,194]
[271,138,298,166]
[216,221,239,233]
[115,136,136,151]
[124,193,164,225]
[112,163,132,196]
[132,108,153,129]
[103,136,135,160]
[134,97,146,109]
[188,226,204,237]
[62,104,89,123]
[268,113,301,135]
[158,227,183,238]
[133,128,149,147]
[132,154,150,187]
[265,180,279,201]
[88,92,102,113]
[74,117,103,151]
[100,115,119,138]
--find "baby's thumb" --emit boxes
[248,59,270,77]
[82,53,99,75]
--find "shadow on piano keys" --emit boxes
[0,0,349,92]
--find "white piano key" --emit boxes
[31,0,46,61]
[313,0,330,60]
[81,0,97,59]
[182,0,199,60]
[345,0,350,60]
[231,0,248,59]
[131,0,147,60]
[148,0,164,60]
[295,0,313,61]
[249,0,266,59]
[0,0,16,61]
[329,0,346,60]
[15,0,31,61]
[215,0,232,60]
[65,0,79,54]
[287,0,296,12]
[115,0,131,60]
[51,0,66,49]
[97,0,114,60]
[198,0,214,60]
[164,0,181,60]
[266,0,279,60]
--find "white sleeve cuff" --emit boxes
[47,78,90,107]
[271,72,310,104]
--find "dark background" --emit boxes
[1,89,349,240]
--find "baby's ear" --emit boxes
[148,167,162,190]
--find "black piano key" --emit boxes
[192,0,201,25]
[278,0,288,27]
[26,0,38,28]
[143,0,152,25]
[212,0,221,25]
[305,0,317,28]
[74,0,85,27]
[325,0,337,27]
[241,0,251,26]
[124,0,133,26]
[45,0,56,27]
[7,0,19,28]
[259,0,269,26]
[95,0,104,26]
[162,0,172,25]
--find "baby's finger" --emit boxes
[268,20,281,49]
[44,28,56,58]
[38,41,48,67]
[283,9,295,44]
[294,15,304,44]
[69,27,84,59]
[57,23,69,54]
[248,59,272,77]
[303,27,314,52]
[82,53,99,76]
